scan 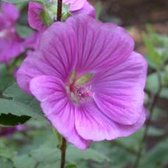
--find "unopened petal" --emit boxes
[28,2,46,31]
[70,1,96,17]
[63,0,86,11]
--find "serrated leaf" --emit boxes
[0,114,30,126]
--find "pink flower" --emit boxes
[71,1,95,17]
[0,125,26,137]
[17,15,147,149]
[64,0,95,16]
[0,3,24,64]
[28,0,95,31]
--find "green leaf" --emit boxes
[93,141,135,168]
[3,83,42,116]
[144,35,163,69]
[116,130,143,152]
[0,98,41,118]
[30,146,60,163]
[67,146,110,163]
[0,157,13,168]
[141,138,168,168]
[0,140,16,159]
[40,10,53,26]
[3,83,33,102]
[16,25,33,38]
[146,72,168,99]
[147,127,164,136]
[0,139,15,167]
[0,114,30,126]
[0,64,14,92]
[36,162,61,168]
[66,164,77,168]
[13,146,60,168]
[13,154,37,168]
[144,27,168,69]
[96,1,102,19]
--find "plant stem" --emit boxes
[57,0,63,21]
[56,2,65,167]
[133,73,162,168]
[60,137,67,168]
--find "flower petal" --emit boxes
[38,21,77,78]
[16,51,57,93]
[71,1,96,17]
[1,3,19,23]
[66,15,134,72]
[93,52,147,125]
[64,0,86,11]
[17,20,78,93]
[30,75,63,101]
[23,32,41,49]
[30,75,90,149]
[28,2,46,31]
[0,37,24,64]
[75,101,146,141]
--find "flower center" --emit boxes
[66,71,93,104]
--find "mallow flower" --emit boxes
[17,15,147,149]
[0,3,24,64]
[28,0,95,31]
